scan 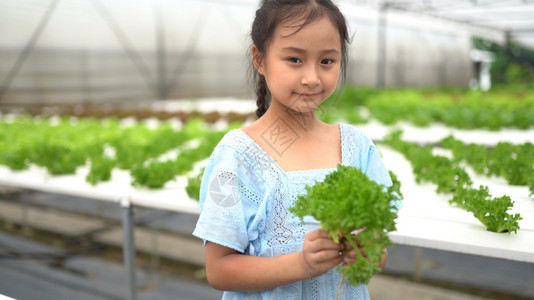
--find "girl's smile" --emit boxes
[295,91,323,99]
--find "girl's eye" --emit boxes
[321,58,335,65]
[288,57,302,63]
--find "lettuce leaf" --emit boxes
[290,165,400,285]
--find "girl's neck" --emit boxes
[261,101,325,138]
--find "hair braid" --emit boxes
[255,74,269,118]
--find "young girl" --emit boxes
[193,0,396,298]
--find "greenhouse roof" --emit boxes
[222,0,534,49]
[354,0,534,49]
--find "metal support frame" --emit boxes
[153,0,168,100]
[149,228,160,283]
[413,247,422,281]
[21,190,30,234]
[120,196,137,300]
[376,3,388,88]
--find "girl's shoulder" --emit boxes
[339,123,374,145]
[211,129,248,156]
[339,123,378,167]
[207,128,272,189]
[217,128,246,147]
[211,128,265,163]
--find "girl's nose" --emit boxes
[301,66,320,87]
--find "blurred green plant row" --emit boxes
[0,116,240,188]
[383,131,528,234]
[320,86,534,130]
[2,87,534,198]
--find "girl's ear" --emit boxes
[252,45,265,75]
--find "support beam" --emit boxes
[376,3,388,88]
[121,196,137,300]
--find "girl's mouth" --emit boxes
[297,92,322,99]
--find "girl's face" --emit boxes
[254,16,342,115]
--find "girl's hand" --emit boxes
[300,228,345,278]
[342,228,388,268]
[342,228,365,266]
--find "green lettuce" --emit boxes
[290,165,401,286]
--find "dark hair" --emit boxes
[250,0,350,118]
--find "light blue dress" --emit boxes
[192,123,399,300]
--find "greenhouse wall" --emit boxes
[0,49,249,104]
[0,0,474,106]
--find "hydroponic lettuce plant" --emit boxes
[186,167,204,201]
[450,186,522,233]
[441,136,534,188]
[385,130,523,233]
[290,165,401,286]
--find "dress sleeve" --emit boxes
[192,144,264,253]
[365,142,403,211]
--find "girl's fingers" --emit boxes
[343,250,357,264]
[306,229,345,252]
[307,228,331,240]
[350,227,365,236]
[318,249,345,266]
[301,246,344,276]
[310,239,344,256]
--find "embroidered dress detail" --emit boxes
[193,123,395,300]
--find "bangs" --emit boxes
[277,5,327,38]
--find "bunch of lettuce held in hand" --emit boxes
[290,165,401,286]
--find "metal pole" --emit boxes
[21,190,30,235]
[413,247,422,281]
[153,0,168,100]
[376,2,388,88]
[120,197,137,300]
[150,228,160,283]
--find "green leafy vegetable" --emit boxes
[290,165,400,286]
[186,167,204,201]
[441,136,534,187]
[131,160,177,189]
[385,130,522,233]
[0,116,238,188]
[321,86,534,129]
[450,186,522,233]
[86,156,115,185]
[384,130,472,194]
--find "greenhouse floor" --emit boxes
[0,233,492,300]
[0,231,492,300]
[0,189,533,300]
